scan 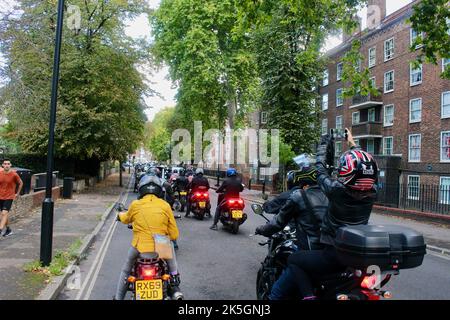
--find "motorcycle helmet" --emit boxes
[138,175,163,199]
[195,168,204,176]
[337,149,378,191]
[287,154,317,190]
[147,167,161,178]
[226,168,237,177]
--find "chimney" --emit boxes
[342,15,362,43]
[367,0,386,30]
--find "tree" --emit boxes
[236,0,367,154]
[0,0,153,160]
[145,107,175,161]
[151,0,259,132]
[409,0,450,79]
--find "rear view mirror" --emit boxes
[251,204,264,215]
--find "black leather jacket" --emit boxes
[257,186,329,250]
[174,176,189,191]
[216,176,244,199]
[188,175,210,192]
[316,138,377,246]
[263,187,300,214]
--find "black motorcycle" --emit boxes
[252,203,426,300]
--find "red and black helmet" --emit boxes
[337,149,378,191]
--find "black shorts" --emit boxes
[0,199,13,212]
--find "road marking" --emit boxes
[75,177,133,300]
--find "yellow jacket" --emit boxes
[118,194,179,253]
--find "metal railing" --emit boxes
[376,183,450,215]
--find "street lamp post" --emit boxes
[40,0,65,267]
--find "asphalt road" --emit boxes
[58,187,450,300]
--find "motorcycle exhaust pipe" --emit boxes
[172,292,184,300]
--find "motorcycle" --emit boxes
[217,194,247,234]
[115,203,183,300]
[252,203,426,300]
[189,186,211,220]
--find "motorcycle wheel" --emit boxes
[256,267,270,300]
[231,220,239,234]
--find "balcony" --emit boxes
[350,89,383,109]
[351,121,383,137]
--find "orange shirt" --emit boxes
[0,170,22,200]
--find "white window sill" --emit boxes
[410,81,422,87]
[441,115,450,120]
[384,57,394,62]
[384,89,394,94]
[408,160,421,163]
[384,123,394,127]
[440,159,450,163]
[409,119,421,124]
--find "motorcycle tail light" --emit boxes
[360,274,379,289]
[139,265,158,280]
[195,192,201,198]
[203,192,209,198]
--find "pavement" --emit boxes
[0,172,130,300]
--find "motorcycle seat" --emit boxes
[138,252,159,261]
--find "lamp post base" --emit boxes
[40,198,54,266]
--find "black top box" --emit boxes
[335,225,426,271]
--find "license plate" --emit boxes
[135,279,163,300]
[199,202,206,208]
[232,210,243,219]
[180,192,187,195]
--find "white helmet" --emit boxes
[195,168,204,175]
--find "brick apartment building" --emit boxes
[319,0,450,211]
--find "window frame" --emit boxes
[407,175,420,201]
[322,93,329,111]
[409,98,422,124]
[384,38,395,62]
[441,131,450,163]
[336,63,343,81]
[368,108,376,122]
[410,28,424,49]
[442,91,450,119]
[335,141,342,157]
[384,70,395,93]
[408,134,422,163]
[336,88,344,107]
[443,58,450,72]
[260,111,268,124]
[323,69,329,87]
[352,111,360,125]
[383,136,393,155]
[321,118,328,135]
[410,63,423,86]
[368,47,376,68]
[440,177,450,205]
[366,138,375,154]
[383,104,394,127]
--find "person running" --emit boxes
[0,159,23,237]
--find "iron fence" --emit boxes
[376,183,450,215]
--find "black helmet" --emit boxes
[138,175,163,199]
[287,154,318,190]
[147,167,161,178]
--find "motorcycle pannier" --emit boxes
[334,225,426,270]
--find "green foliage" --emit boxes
[151,0,259,131]
[0,0,152,160]
[409,0,450,79]
[144,107,175,161]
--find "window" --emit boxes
[443,58,450,72]
[367,139,375,154]
[261,111,268,124]
[407,175,420,200]
[384,104,394,126]
[383,136,393,155]
[384,38,395,61]
[368,108,376,122]
[384,70,394,93]
[337,63,343,81]
[323,70,329,86]
[322,94,329,111]
[441,131,450,162]
[409,98,422,123]
[354,138,359,147]
[369,47,376,68]
[336,88,343,107]
[442,91,450,119]
[447,17,450,35]
[409,134,421,162]
[410,63,423,86]
[410,29,423,49]
[321,118,328,135]
[369,77,376,88]
[335,141,342,157]
[352,111,360,125]
[440,177,450,205]
[336,115,343,131]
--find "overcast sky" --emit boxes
[1,0,412,121]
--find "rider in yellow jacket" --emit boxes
[114,174,182,300]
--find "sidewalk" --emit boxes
[0,172,129,300]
